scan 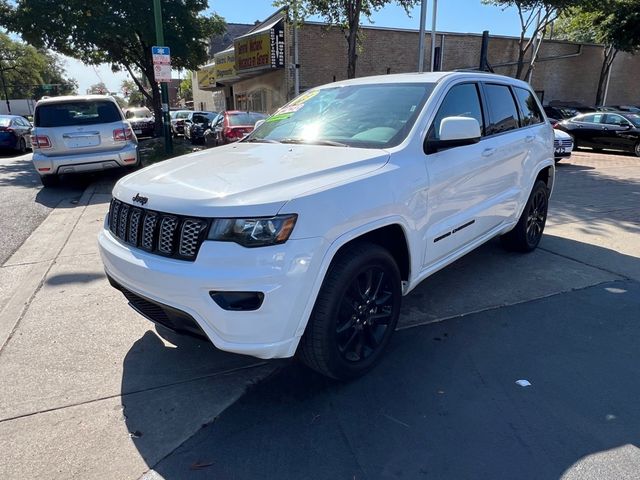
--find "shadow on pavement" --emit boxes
[118,236,640,479]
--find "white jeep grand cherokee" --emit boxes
[99,72,554,379]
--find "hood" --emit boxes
[113,142,389,217]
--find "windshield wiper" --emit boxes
[279,138,349,147]
[243,138,280,144]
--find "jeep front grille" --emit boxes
[107,198,209,261]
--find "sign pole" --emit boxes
[153,0,173,154]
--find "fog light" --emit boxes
[209,291,264,311]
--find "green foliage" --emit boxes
[0,32,77,99]
[275,1,420,78]
[87,82,108,95]
[4,0,224,129]
[179,75,192,102]
[121,79,146,107]
[555,1,640,51]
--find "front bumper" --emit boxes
[98,227,327,359]
[33,143,138,176]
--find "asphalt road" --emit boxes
[148,280,640,480]
[0,151,120,265]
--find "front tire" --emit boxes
[634,142,640,158]
[501,180,549,252]
[299,243,402,380]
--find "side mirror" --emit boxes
[425,116,481,154]
[254,119,266,130]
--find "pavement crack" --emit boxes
[539,246,631,280]
[0,361,268,424]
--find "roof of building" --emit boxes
[208,23,254,59]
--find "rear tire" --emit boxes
[40,175,59,187]
[17,137,26,154]
[298,242,402,380]
[501,180,549,252]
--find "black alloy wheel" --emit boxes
[501,180,549,252]
[525,188,548,247]
[299,242,401,380]
[336,266,395,363]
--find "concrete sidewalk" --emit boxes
[0,151,638,479]
[0,180,274,479]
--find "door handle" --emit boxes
[482,148,496,157]
[525,135,535,143]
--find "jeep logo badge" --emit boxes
[132,193,148,206]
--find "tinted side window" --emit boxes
[604,114,629,126]
[578,114,604,124]
[429,83,484,140]
[514,87,544,126]
[484,84,519,135]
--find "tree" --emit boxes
[87,82,108,95]
[0,32,77,100]
[483,0,579,79]
[179,75,192,103]
[4,0,224,134]
[121,79,146,107]
[275,1,420,79]
[555,0,640,105]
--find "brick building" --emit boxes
[193,8,640,114]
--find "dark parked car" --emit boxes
[170,110,191,136]
[184,111,218,144]
[124,107,155,138]
[555,111,640,156]
[0,114,32,153]
[544,106,579,120]
[207,111,267,146]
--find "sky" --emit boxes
[64,0,523,95]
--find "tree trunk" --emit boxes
[595,45,617,106]
[515,46,526,79]
[346,0,362,79]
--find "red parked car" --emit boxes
[207,111,267,146]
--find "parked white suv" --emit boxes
[31,95,139,187]
[99,72,554,379]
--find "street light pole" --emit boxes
[153,0,173,154]
[417,0,428,72]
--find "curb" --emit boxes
[0,182,98,354]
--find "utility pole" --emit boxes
[430,0,438,72]
[417,0,428,72]
[153,0,173,154]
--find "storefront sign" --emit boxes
[196,63,216,89]
[234,20,285,73]
[214,50,237,81]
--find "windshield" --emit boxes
[36,101,121,127]
[192,112,216,124]
[626,114,640,127]
[127,108,151,119]
[175,111,191,119]
[229,112,267,126]
[246,83,435,148]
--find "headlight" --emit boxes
[207,214,297,247]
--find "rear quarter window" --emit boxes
[513,87,544,126]
[35,101,122,127]
[484,84,520,135]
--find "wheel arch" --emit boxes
[292,218,413,342]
